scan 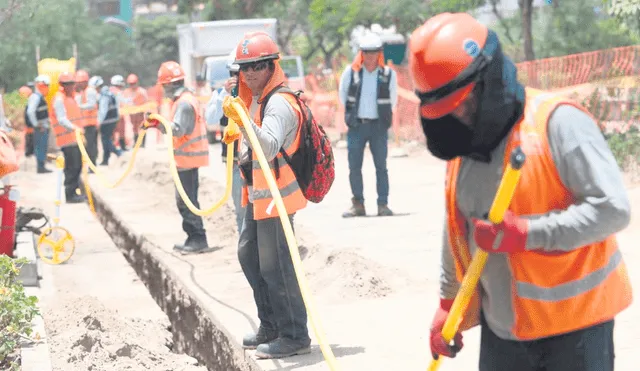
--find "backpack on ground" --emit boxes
[259,85,335,203]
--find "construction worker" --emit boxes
[19,86,35,159]
[124,73,149,147]
[75,69,99,168]
[50,72,85,203]
[338,32,397,218]
[144,61,210,254]
[94,76,121,165]
[110,75,128,151]
[26,75,52,173]
[205,53,244,233]
[221,31,310,359]
[409,13,632,371]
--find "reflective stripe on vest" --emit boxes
[103,93,119,125]
[171,92,209,169]
[50,93,80,148]
[35,95,49,126]
[345,66,392,125]
[246,92,307,220]
[80,89,98,127]
[445,87,632,340]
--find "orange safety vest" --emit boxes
[79,88,98,127]
[170,91,209,169]
[445,88,632,340]
[49,92,80,148]
[124,87,148,107]
[240,92,308,220]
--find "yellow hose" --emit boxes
[230,102,340,371]
[75,128,146,189]
[147,113,234,216]
[428,147,526,371]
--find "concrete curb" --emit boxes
[21,287,53,371]
[89,187,262,371]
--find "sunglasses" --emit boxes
[239,61,270,72]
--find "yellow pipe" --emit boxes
[428,146,526,371]
[230,101,340,371]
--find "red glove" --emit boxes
[472,210,529,253]
[430,299,463,359]
[142,112,161,129]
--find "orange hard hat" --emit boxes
[75,69,89,82]
[235,31,279,64]
[58,72,75,84]
[18,86,32,98]
[409,13,489,119]
[127,73,138,84]
[157,61,185,85]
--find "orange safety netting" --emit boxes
[300,44,640,142]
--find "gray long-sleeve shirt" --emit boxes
[238,94,299,203]
[76,87,98,110]
[440,104,631,340]
[26,92,49,129]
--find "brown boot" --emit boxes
[342,198,366,218]
[377,204,394,216]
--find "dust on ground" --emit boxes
[43,296,204,371]
[110,149,399,302]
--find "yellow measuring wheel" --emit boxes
[37,223,75,265]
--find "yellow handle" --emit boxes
[429,146,526,371]
[148,113,235,216]
[230,101,341,371]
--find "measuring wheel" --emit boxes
[37,226,75,265]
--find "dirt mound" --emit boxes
[43,296,206,371]
[303,245,395,302]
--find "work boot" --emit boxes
[66,194,85,204]
[242,325,278,350]
[255,337,311,359]
[119,138,128,152]
[377,204,393,216]
[342,198,366,218]
[175,236,209,254]
[173,237,191,251]
[37,167,52,174]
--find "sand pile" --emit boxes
[43,296,206,371]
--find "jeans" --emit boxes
[347,120,389,205]
[83,125,98,166]
[479,314,615,371]
[61,145,82,198]
[175,168,206,240]
[237,204,309,341]
[231,162,246,233]
[99,122,119,164]
[33,128,49,170]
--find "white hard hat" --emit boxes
[34,75,51,85]
[110,75,125,86]
[359,33,383,51]
[89,76,104,88]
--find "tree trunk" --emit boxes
[519,0,535,61]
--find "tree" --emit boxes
[519,0,535,61]
[607,0,640,37]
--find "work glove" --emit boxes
[222,119,241,145]
[142,112,161,129]
[430,299,463,359]
[222,96,249,126]
[472,210,529,253]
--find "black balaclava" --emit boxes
[419,30,526,162]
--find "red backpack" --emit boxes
[260,86,335,203]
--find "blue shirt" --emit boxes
[338,66,398,119]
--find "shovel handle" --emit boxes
[428,146,526,371]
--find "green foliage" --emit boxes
[0,256,40,370]
[607,0,640,37]
[604,126,640,169]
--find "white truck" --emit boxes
[177,18,305,90]
[177,18,306,142]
